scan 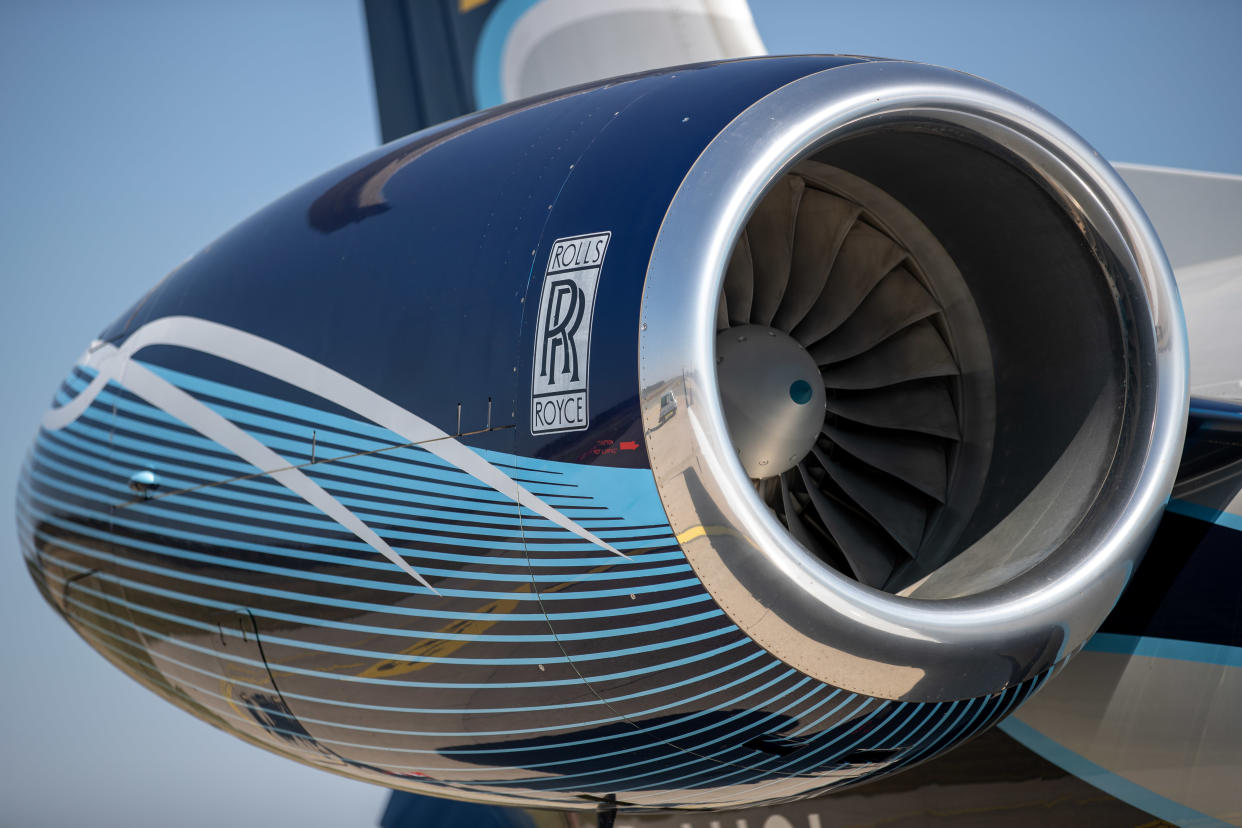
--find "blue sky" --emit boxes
[753,0,1242,176]
[1,2,1238,826]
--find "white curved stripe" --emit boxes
[45,341,437,591]
[120,359,437,593]
[43,316,624,567]
[42,346,116,432]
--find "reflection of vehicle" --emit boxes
[16,2,1242,826]
[657,391,676,424]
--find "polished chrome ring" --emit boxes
[638,60,1188,702]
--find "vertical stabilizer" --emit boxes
[363,0,765,141]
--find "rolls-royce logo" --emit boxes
[539,279,585,385]
[531,232,610,434]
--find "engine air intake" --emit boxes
[640,60,1186,702]
[716,162,992,592]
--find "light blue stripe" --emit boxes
[34,458,678,574]
[1085,632,1242,668]
[770,686,841,737]
[26,511,710,640]
[59,364,470,490]
[704,695,881,789]
[32,447,536,549]
[49,416,672,550]
[67,378,418,472]
[26,481,530,589]
[441,655,780,758]
[473,0,544,108]
[60,590,764,767]
[670,675,834,779]
[1188,400,1242,422]
[132,362,662,508]
[951,686,1017,747]
[94,363,452,475]
[25,547,813,781]
[28,462,522,574]
[42,424,517,522]
[37,530,719,644]
[18,494,711,624]
[871,701,950,775]
[700,695,894,794]
[59,607,622,747]
[881,697,976,775]
[55,559,576,668]
[27,481,689,600]
[788,690,863,738]
[106,394,672,538]
[40,429,667,561]
[69,409,517,507]
[488,672,818,790]
[552,676,838,790]
[512,456,671,530]
[52,587,597,720]
[999,718,1230,828]
[53,364,677,543]
[38,433,539,544]
[75,382,618,519]
[655,697,884,792]
[821,700,906,760]
[49,560,764,724]
[640,673,811,762]
[44,555,750,689]
[872,699,932,750]
[1166,497,1242,533]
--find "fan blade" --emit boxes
[724,230,755,326]
[771,188,860,332]
[756,475,781,506]
[807,268,941,364]
[792,220,907,346]
[717,289,729,331]
[825,380,961,439]
[821,422,947,501]
[780,472,816,550]
[747,175,805,325]
[797,458,901,588]
[819,321,958,388]
[821,453,927,554]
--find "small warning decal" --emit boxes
[531,232,611,435]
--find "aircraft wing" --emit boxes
[1115,163,1242,397]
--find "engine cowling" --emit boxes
[18,56,1185,811]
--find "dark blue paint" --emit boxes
[98,57,864,471]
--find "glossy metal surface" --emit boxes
[639,60,1188,702]
[715,324,826,477]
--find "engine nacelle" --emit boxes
[18,57,1185,811]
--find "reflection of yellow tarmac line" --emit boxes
[225,680,242,717]
[358,584,534,678]
[675,525,734,545]
[356,565,613,679]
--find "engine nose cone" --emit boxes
[716,324,826,478]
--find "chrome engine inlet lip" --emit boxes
[638,59,1188,702]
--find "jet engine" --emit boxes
[18,56,1186,811]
